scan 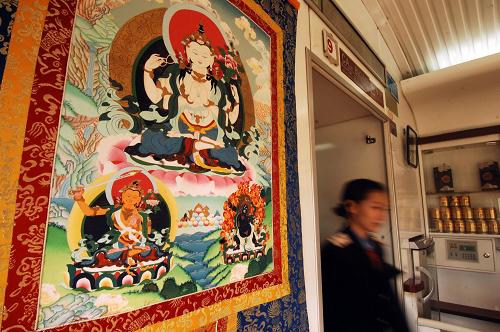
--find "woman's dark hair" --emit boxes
[333,179,386,218]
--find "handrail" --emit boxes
[417,318,480,332]
[416,266,434,304]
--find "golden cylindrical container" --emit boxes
[430,208,441,219]
[488,219,499,235]
[462,207,473,220]
[432,219,444,233]
[443,219,454,233]
[474,208,485,220]
[451,207,463,220]
[440,207,451,220]
[476,219,489,234]
[454,219,465,233]
[485,208,497,220]
[449,196,460,207]
[439,196,449,207]
[460,195,471,207]
[465,219,477,233]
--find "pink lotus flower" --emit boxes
[96,136,255,197]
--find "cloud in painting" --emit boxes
[229,263,249,282]
[40,283,61,306]
[95,294,129,314]
[235,16,256,41]
[234,16,271,105]
[252,70,271,105]
[247,57,263,75]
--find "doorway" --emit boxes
[311,67,394,263]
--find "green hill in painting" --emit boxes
[172,256,194,268]
[160,265,201,299]
[170,243,192,256]
[202,229,221,241]
[165,265,193,285]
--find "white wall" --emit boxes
[401,53,500,137]
[295,2,322,331]
[333,0,403,83]
[315,116,390,257]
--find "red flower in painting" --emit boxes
[224,54,237,70]
[214,52,241,81]
[211,61,224,80]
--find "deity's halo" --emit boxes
[105,167,157,204]
[163,3,230,62]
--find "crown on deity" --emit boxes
[181,23,213,50]
[120,180,144,196]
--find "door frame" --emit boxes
[298,49,404,330]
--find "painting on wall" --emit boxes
[1,0,306,330]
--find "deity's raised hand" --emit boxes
[69,186,85,201]
[144,54,168,71]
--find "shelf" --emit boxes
[429,232,500,239]
[426,190,500,196]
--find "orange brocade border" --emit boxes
[0,0,51,324]
[0,0,290,331]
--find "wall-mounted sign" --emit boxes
[339,48,384,107]
[323,29,339,65]
[386,71,399,102]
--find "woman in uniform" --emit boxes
[321,179,409,332]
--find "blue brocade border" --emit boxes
[238,1,309,331]
[0,0,19,87]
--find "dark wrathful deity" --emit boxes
[221,183,268,259]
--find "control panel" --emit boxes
[433,236,495,273]
[446,240,478,262]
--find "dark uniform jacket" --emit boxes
[321,227,409,332]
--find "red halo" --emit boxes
[167,9,228,60]
[110,171,154,201]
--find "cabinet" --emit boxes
[420,135,500,240]
[418,134,500,315]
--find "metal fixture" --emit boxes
[365,135,376,144]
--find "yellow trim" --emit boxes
[179,112,218,134]
[276,9,290,299]
[159,179,179,242]
[192,152,234,174]
[227,313,238,331]
[0,0,51,317]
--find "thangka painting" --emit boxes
[1,0,304,330]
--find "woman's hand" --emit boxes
[144,54,168,71]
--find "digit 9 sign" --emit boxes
[322,29,339,65]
